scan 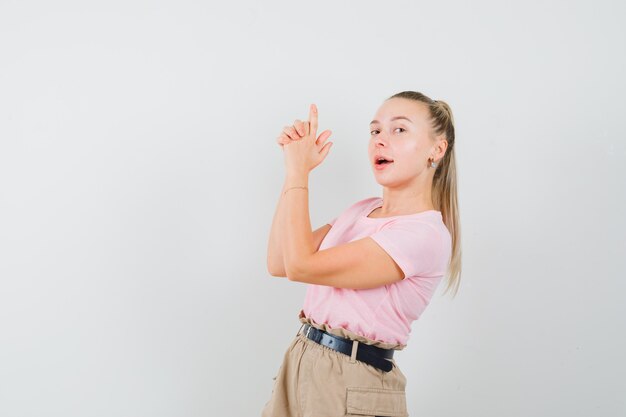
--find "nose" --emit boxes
[374,135,389,147]
[373,132,389,146]
[371,141,387,161]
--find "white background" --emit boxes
[1,1,624,416]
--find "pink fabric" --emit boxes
[301,196,452,346]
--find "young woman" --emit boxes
[263,90,461,417]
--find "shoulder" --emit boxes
[368,217,449,278]
[371,216,449,258]
[372,217,443,243]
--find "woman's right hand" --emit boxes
[276,119,306,148]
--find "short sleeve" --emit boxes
[369,220,444,278]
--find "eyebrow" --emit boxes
[369,116,413,125]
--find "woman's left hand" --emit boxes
[283,103,333,176]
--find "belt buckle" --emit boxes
[305,325,312,339]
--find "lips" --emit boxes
[374,158,393,171]
[374,157,394,165]
[374,154,394,165]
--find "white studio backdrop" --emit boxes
[0,1,624,416]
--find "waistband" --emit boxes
[298,323,395,372]
[297,309,407,351]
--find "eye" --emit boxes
[370,127,406,136]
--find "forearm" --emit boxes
[267,182,289,275]
[282,172,315,278]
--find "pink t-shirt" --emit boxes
[301,196,452,346]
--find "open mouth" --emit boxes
[375,157,394,165]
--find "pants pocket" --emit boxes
[345,386,408,417]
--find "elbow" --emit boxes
[285,261,308,283]
[266,255,285,277]
[285,265,298,281]
[284,253,315,282]
[267,259,285,278]
[267,265,288,278]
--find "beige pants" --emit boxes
[261,310,409,417]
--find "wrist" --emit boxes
[285,171,309,186]
[283,185,308,197]
[283,173,309,197]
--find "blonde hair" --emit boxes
[387,91,462,298]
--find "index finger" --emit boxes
[309,103,318,139]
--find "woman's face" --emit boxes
[368,97,438,187]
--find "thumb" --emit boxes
[321,141,333,158]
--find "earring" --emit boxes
[429,157,439,168]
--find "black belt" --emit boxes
[300,324,395,372]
